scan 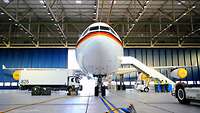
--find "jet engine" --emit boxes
[170,68,188,79]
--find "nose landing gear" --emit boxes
[94,75,106,96]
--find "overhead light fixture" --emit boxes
[110,0,116,4]
[3,0,9,4]
[181,1,185,3]
[8,18,11,21]
[76,0,82,4]
[48,12,50,15]
[192,5,196,9]
[1,12,4,15]
[146,0,149,4]
[51,18,54,21]
[43,5,46,8]
[93,12,96,15]
[40,0,45,4]
[94,5,96,8]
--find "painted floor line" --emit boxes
[100,96,122,113]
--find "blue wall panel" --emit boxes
[0,48,68,82]
[124,48,200,82]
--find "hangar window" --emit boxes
[100,26,109,31]
[89,26,99,31]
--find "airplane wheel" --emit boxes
[144,87,149,92]
[101,86,106,96]
[175,85,190,104]
[95,86,99,96]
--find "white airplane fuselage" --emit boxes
[76,22,123,75]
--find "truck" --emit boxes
[174,82,200,104]
[18,69,82,96]
[172,68,200,104]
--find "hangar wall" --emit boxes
[0,48,68,82]
[124,48,200,82]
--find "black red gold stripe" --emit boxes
[76,31,123,47]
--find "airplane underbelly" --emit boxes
[76,36,123,75]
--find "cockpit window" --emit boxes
[100,26,110,31]
[90,26,99,31]
[82,28,89,36]
[110,28,116,35]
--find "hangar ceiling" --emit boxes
[0,0,200,48]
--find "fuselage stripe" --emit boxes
[76,31,123,47]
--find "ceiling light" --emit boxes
[8,18,11,21]
[178,2,181,5]
[192,5,196,9]
[110,0,116,4]
[51,18,54,21]
[1,12,4,15]
[40,0,45,4]
[76,0,82,4]
[48,12,50,15]
[3,0,9,3]
[15,24,18,26]
[94,5,96,8]
[181,1,185,3]
[146,0,149,4]
[43,5,46,8]
[93,12,96,15]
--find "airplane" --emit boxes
[1,22,190,97]
[75,22,190,96]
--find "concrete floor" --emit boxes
[0,89,200,113]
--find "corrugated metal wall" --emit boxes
[124,48,200,82]
[0,48,68,82]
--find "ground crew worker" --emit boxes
[165,80,168,92]
[154,79,158,92]
[161,80,165,92]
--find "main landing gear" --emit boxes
[94,75,106,96]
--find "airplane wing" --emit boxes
[1,65,89,79]
[115,68,137,75]
[114,64,193,76]
[2,65,67,70]
[153,65,194,69]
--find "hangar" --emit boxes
[0,0,200,113]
